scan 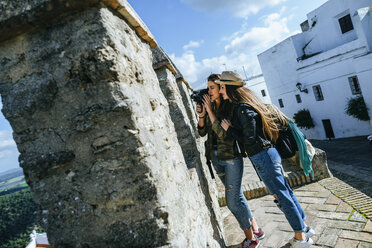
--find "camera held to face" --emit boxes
[191,88,208,106]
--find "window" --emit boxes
[348,76,361,95]
[261,90,266,97]
[338,14,354,34]
[295,94,302,103]
[278,99,284,108]
[313,85,324,101]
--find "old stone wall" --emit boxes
[0,1,224,247]
[152,46,225,246]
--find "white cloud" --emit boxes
[171,49,261,90]
[0,149,15,159]
[183,40,204,50]
[0,130,16,150]
[0,130,19,172]
[181,0,287,18]
[225,12,291,55]
[171,11,293,89]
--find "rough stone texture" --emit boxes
[152,47,225,245]
[0,0,157,48]
[282,148,332,181]
[0,2,223,247]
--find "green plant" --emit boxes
[345,96,370,121]
[293,109,315,129]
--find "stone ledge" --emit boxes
[106,0,157,49]
[0,0,157,49]
[152,46,193,91]
[218,171,327,207]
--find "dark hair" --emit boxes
[206,74,232,119]
[207,74,221,82]
[218,100,234,120]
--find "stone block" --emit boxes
[317,211,350,221]
[316,228,342,247]
[363,221,372,233]
[358,241,372,248]
[335,238,360,248]
[312,148,332,180]
[349,210,368,223]
[325,194,342,205]
[307,203,338,212]
[336,201,353,213]
[340,230,372,243]
[326,220,365,232]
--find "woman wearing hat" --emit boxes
[217,71,314,248]
[197,73,264,248]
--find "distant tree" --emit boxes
[345,96,370,121]
[293,109,315,129]
[0,189,41,248]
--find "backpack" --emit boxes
[266,104,314,179]
[275,126,298,159]
[266,104,298,159]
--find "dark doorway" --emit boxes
[322,119,335,139]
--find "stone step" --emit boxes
[218,171,318,207]
[319,177,372,221]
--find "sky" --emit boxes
[0,0,328,173]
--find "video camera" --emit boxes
[190,88,208,106]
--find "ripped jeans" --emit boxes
[212,150,253,230]
[249,148,306,233]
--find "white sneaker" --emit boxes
[289,226,315,244]
[304,226,315,238]
[291,237,313,248]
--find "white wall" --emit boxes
[304,0,372,54]
[258,38,299,106]
[258,0,372,140]
[297,53,372,139]
[245,75,272,104]
[355,52,372,128]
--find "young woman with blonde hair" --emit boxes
[217,71,314,248]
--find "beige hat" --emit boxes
[215,71,245,86]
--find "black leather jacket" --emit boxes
[227,103,271,156]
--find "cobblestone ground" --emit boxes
[223,180,372,248]
[310,136,372,197]
[219,136,372,247]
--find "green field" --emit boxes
[0,170,29,196]
[0,175,24,186]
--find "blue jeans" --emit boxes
[212,150,253,230]
[250,148,306,233]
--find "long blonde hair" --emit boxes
[226,86,282,142]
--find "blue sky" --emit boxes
[128,0,328,89]
[0,0,328,173]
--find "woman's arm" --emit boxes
[196,103,208,137]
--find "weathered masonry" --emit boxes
[0,0,225,247]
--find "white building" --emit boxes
[258,0,372,140]
[244,74,272,104]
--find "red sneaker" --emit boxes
[242,238,260,248]
[253,227,265,240]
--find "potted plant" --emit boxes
[293,109,315,129]
[345,96,370,121]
